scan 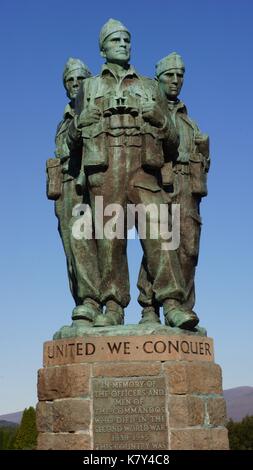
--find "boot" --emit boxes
[72,298,101,325]
[163,299,199,330]
[139,306,161,324]
[93,300,124,327]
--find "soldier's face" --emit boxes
[65,69,86,100]
[159,68,184,101]
[101,31,131,65]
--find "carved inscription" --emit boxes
[93,376,168,450]
[44,335,214,366]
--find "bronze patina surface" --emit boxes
[47,20,209,337]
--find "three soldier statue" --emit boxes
[47,19,210,333]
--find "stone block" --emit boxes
[169,429,193,450]
[163,362,188,394]
[92,361,162,377]
[168,395,205,427]
[191,429,212,450]
[169,427,229,450]
[187,363,223,394]
[38,363,91,400]
[164,362,222,395]
[206,397,227,426]
[37,432,92,450]
[210,427,229,450]
[36,402,53,432]
[53,398,91,432]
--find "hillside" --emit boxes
[0,412,22,425]
[0,420,18,428]
[224,386,253,421]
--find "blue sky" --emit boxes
[0,0,253,414]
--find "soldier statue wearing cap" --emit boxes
[138,52,210,328]
[47,58,102,328]
[67,19,191,327]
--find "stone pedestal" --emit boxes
[37,332,229,450]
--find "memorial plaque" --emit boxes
[93,376,168,450]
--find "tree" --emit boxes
[13,407,37,450]
[0,426,18,450]
[227,415,253,450]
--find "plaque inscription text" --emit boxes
[93,376,168,450]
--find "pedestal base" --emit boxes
[37,333,229,450]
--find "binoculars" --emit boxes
[103,93,140,117]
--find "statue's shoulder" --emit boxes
[81,74,102,96]
[55,112,72,139]
[55,119,64,137]
[180,109,200,132]
[140,75,157,87]
[177,103,194,124]
[83,74,100,86]
[139,76,159,99]
[179,110,208,141]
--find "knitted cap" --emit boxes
[99,18,130,49]
[156,52,185,77]
[63,58,91,84]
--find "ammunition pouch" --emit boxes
[133,170,161,193]
[189,153,208,197]
[82,133,109,169]
[141,134,164,169]
[161,161,174,187]
[46,158,62,200]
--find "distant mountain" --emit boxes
[0,412,22,425]
[0,420,18,428]
[224,386,253,421]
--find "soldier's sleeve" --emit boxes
[152,82,179,160]
[54,120,64,158]
[162,112,179,160]
[54,119,71,160]
[192,119,210,172]
[160,106,179,185]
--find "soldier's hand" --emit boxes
[195,133,209,145]
[77,106,101,128]
[142,102,165,128]
[195,133,209,158]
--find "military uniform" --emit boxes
[68,64,186,311]
[138,99,210,312]
[53,102,101,308]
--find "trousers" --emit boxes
[55,178,100,305]
[87,140,186,308]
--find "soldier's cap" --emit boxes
[63,58,92,84]
[156,52,185,78]
[99,18,130,50]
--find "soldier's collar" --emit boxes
[63,102,75,119]
[101,63,140,79]
[167,99,187,114]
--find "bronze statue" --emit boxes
[49,23,210,336]
[47,58,101,327]
[66,19,199,328]
[138,52,210,328]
